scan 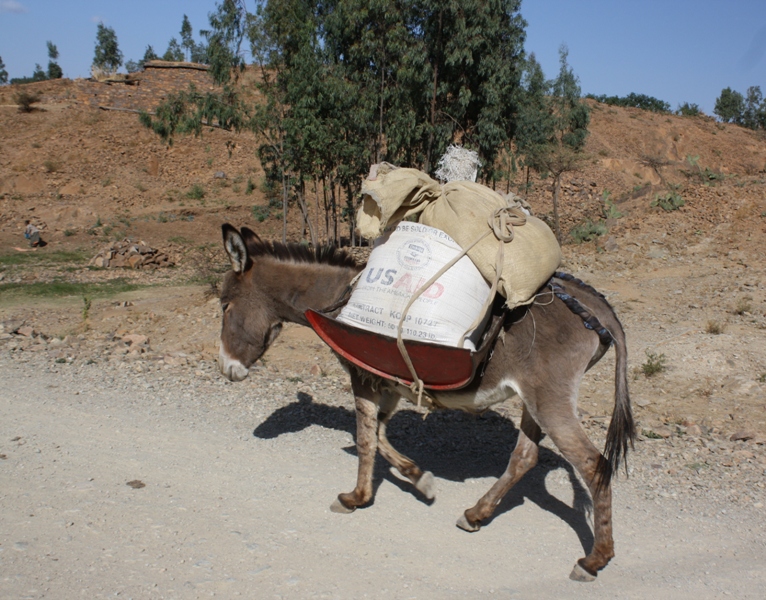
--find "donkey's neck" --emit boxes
[256,259,360,326]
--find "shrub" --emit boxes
[652,191,684,212]
[570,220,607,243]
[245,178,255,195]
[677,102,701,117]
[705,320,725,335]
[641,351,667,377]
[14,91,42,113]
[252,205,270,222]
[186,184,205,200]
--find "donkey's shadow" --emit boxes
[254,392,594,553]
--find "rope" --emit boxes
[394,206,527,406]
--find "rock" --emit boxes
[214,171,227,179]
[310,364,322,376]
[730,430,756,442]
[122,334,148,347]
[16,326,35,337]
[128,254,144,269]
[604,235,619,252]
[686,424,703,436]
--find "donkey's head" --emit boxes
[218,224,283,381]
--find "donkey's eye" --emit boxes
[221,302,230,313]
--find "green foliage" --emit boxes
[586,92,671,113]
[186,184,205,200]
[0,278,144,299]
[93,23,123,73]
[139,84,247,144]
[163,38,185,62]
[676,102,700,116]
[11,63,47,85]
[181,14,194,61]
[743,86,766,130]
[252,205,270,222]
[81,296,92,321]
[245,178,255,194]
[0,55,7,84]
[0,250,88,267]
[652,190,684,211]
[46,41,62,79]
[714,87,745,124]
[200,0,248,85]
[570,219,607,243]
[602,190,622,219]
[640,351,667,377]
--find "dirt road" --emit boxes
[2,330,765,600]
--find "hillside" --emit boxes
[0,76,765,440]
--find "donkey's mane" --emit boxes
[246,237,361,270]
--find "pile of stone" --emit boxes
[91,239,173,269]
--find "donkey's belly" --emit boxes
[393,378,519,413]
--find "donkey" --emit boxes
[218,223,635,581]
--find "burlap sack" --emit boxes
[421,181,561,307]
[357,165,561,308]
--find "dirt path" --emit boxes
[2,342,765,599]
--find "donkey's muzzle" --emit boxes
[218,345,250,382]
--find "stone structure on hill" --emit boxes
[0,61,217,113]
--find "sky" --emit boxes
[1,0,765,115]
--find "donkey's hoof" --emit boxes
[330,498,356,514]
[569,561,597,582]
[456,513,481,532]
[415,471,436,499]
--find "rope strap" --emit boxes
[395,206,527,406]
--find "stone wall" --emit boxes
[0,61,218,112]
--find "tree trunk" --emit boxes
[322,174,330,241]
[552,173,562,244]
[313,177,321,244]
[297,179,317,246]
[281,170,288,244]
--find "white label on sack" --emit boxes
[338,222,491,349]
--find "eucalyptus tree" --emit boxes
[523,46,590,242]
[46,41,62,79]
[93,23,123,74]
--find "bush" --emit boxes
[252,205,270,222]
[13,91,42,113]
[641,351,667,377]
[652,191,684,212]
[186,184,205,200]
[570,220,607,243]
[586,92,671,113]
[677,102,701,117]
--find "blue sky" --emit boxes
[1,0,765,114]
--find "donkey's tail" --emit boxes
[552,272,635,489]
[600,304,635,489]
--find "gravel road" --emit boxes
[2,325,766,600]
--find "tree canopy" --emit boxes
[142,0,590,244]
[93,23,123,73]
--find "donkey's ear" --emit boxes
[240,227,261,246]
[222,224,250,274]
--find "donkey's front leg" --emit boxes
[330,378,379,513]
[376,391,435,500]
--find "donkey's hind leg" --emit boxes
[376,391,435,499]
[537,407,615,582]
[457,407,542,532]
